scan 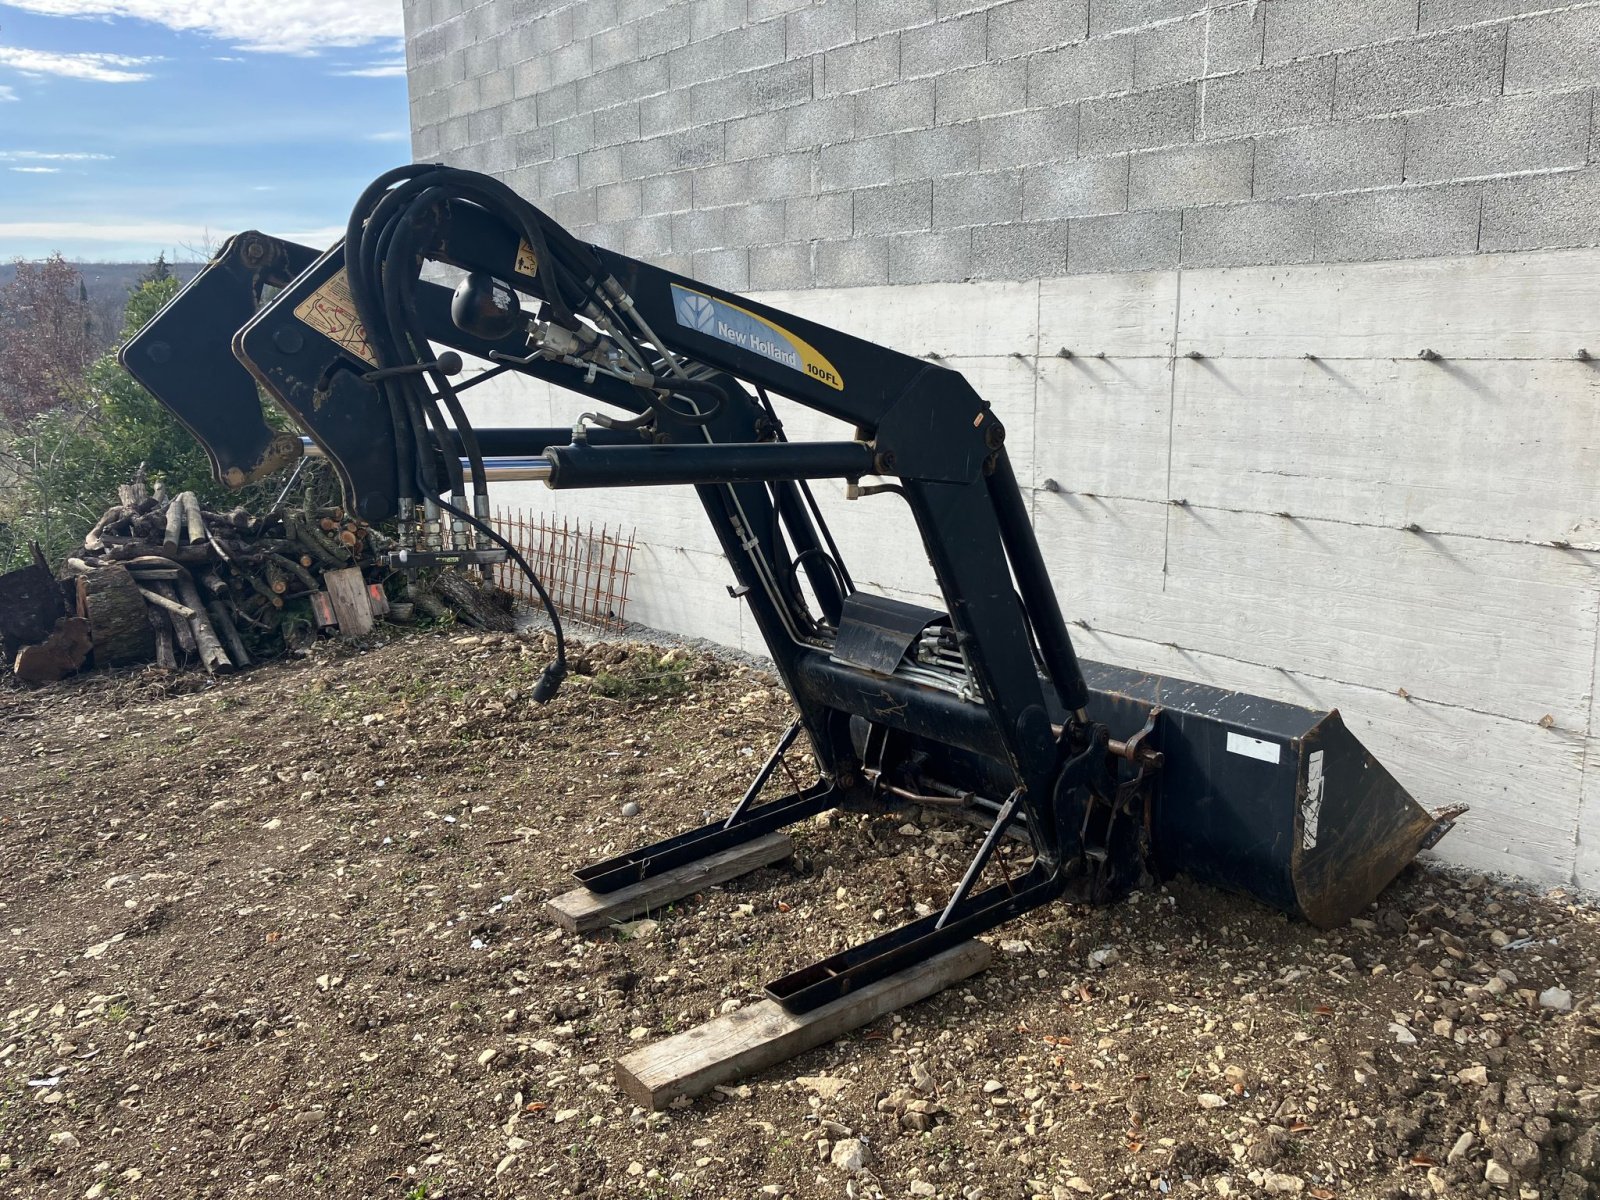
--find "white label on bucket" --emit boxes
[1226,732,1281,764]
[1302,749,1325,851]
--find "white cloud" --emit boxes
[0,85,16,101]
[0,47,156,82]
[365,130,408,142]
[0,219,213,242]
[10,166,61,173]
[0,0,402,54]
[337,63,405,77]
[0,150,114,160]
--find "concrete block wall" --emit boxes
[406,0,1600,288]
[402,0,1600,889]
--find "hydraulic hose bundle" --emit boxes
[342,164,593,702]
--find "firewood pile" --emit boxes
[0,474,513,685]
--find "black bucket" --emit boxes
[1082,661,1461,928]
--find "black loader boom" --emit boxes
[120,165,1462,1012]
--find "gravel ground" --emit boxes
[0,626,1596,1200]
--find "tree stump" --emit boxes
[75,563,158,666]
[0,561,68,655]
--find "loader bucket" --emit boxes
[1081,662,1458,928]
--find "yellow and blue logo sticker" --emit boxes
[671,284,843,390]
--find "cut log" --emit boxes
[208,602,252,668]
[174,572,231,673]
[432,569,516,632]
[75,564,158,666]
[83,504,132,551]
[117,466,147,507]
[154,624,177,670]
[323,567,374,637]
[150,582,196,655]
[136,586,195,620]
[183,493,207,545]
[163,494,187,548]
[13,615,93,683]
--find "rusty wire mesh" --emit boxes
[490,509,637,633]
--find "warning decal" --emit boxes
[293,268,377,368]
[515,239,539,277]
[670,284,843,390]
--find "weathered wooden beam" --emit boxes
[544,832,792,935]
[614,939,993,1110]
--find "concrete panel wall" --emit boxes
[405,0,1600,288]
[452,248,1600,889]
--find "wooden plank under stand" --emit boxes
[614,940,993,1110]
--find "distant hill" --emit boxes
[0,259,203,353]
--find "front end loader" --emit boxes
[120,165,1461,1012]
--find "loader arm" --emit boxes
[121,166,1460,1009]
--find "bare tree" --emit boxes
[0,254,94,426]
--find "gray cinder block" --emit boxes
[855,79,937,137]
[750,241,815,290]
[787,1,859,58]
[1027,36,1135,106]
[1089,0,1195,38]
[1134,14,1204,90]
[692,247,751,291]
[1263,0,1416,64]
[858,0,938,40]
[902,12,989,78]
[823,35,901,95]
[1482,168,1600,252]
[934,168,1026,227]
[1311,182,1483,261]
[987,0,1088,60]
[890,228,975,282]
[1128,139,1252,210]
[977,104,1078,169]
[854,179,935,234]
[1201,56,1334,139]
[892,123,985,180]
[786,191,856,240]
[642,170,694,215]
[936,61,1030,125]
[1080,83,1196,154]
[1204,1,1262,77]
[1022,156,1128,219]
[1181,197,1316,267]
[1067,208,1179,272]
[1506,8,1600,93]
[815,235,891,285]
[1334,27,1506,119]
[1253,117,1404,198]
[1405,92,1590,184]
[972,219,1068,279]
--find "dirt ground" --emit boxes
[0,626,1597,1200]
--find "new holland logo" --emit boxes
[677,291,717,333]
[668,284,844,391]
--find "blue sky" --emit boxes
[0,0,409,262]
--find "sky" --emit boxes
[0,0,410,262]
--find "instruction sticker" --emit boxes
[1302,749,1326,851]
[670,284,843,390]
[514,238,539,277]
[1225,731,1281,764]
[293,268,376,368]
